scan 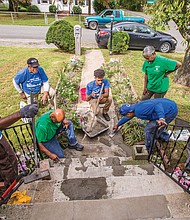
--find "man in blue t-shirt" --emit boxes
[113,98,178,153]
[86,69,112,121]
[13,58,55,106]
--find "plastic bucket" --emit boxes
[80,87,86,101]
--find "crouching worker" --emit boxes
[35,109,84,161]
[0,104,38,189]
[113,98,178,153]
[86,69,112,121]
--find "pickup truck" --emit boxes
[84,9,145,30]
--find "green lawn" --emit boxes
[0,13,84,26]
[101,49,189,119]
[0,46,79,117]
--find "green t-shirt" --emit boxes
[142,55,177,93]
[35,110,61,143]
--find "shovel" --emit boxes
[23,91,50,184]
[88,83,104,132]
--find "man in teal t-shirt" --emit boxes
[141,46,181,100]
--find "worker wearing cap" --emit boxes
[35,109,84,161]
[113,98,178,153]
[13,58,55,106]
[141,46,181,100]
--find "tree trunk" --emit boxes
[88,0,91,15]
[174,45,190,86]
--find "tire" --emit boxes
[89,21,98,30]
[159,42,171,53]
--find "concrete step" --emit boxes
[1,192,190,220]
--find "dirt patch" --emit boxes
[61,177,107,200]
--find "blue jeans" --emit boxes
[42,120,78,158]
[144,115,177,152]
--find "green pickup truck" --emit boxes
[84,9,145,30]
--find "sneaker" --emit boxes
[68,143,84,151]
[102,113,110,121]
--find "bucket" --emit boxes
[80,87,86,101]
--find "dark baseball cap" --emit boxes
[27,58,39,67]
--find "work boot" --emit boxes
[68,143,84,151]
[102,113,110,121]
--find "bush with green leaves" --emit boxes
[93,0,106,14]
[27,5,40,12]
[49,4,56,13]
[108,31,130,54]
[72,5,82,14]
[46,20,75,52]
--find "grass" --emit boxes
[0,12,85,26]
[101,49,188,119]
[0,46,83,118]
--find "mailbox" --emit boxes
[74,25,82,56]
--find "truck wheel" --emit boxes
[159,42,171,53]
[89,21,98,30]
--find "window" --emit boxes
[123,25,137,32]
[137,26,154,34]
[104,11,113,17]
[115,11,120,18]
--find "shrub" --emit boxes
[27,5,40,12]
[108,31,130,54]
[49,4,56,13]
[93,0,106,14]
[46,20,75,52]
[72,5,82,14]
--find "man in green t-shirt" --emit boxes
[35,109,84,161]
[141,46,181,100]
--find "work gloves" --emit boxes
[20,104,38,118]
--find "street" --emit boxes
[0,22,186,52]
[0,25,98,48]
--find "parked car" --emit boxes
[84,9,145,30]
[95,22,177,53]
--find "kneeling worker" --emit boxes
[35,109,84,161]
[86,69,112,121]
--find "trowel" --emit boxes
[109,126,122,138]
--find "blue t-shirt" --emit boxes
[86,78,110,99]
[14,66,48,95]
[118,98,178,126]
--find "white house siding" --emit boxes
[31,0,95,13]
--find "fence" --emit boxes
[0,122,43,205]
[149,118,190,193]
[0,11,84,25]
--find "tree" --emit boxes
[145,0,190,86]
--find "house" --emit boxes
[31,0,95,14]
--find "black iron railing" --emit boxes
[0,122,43,205]
[149,119,190,193]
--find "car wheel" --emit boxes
[89,21,98,30]
[159,42,171,53]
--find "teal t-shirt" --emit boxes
[142,55,177,93]
[35,110,61,143]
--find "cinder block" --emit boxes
[132,145,148,160]
[39,159,51,180]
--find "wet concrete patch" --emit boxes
[61,177,107,200]
[112,166,126,176]
[139,164,155,175]
[106,157,120,166]
[63,158,72,179]
[99,137,111,147]
[34,181,54,203]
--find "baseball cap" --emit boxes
[142,46,155,57]
[119,104,135,116]
[27,58,39,67]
